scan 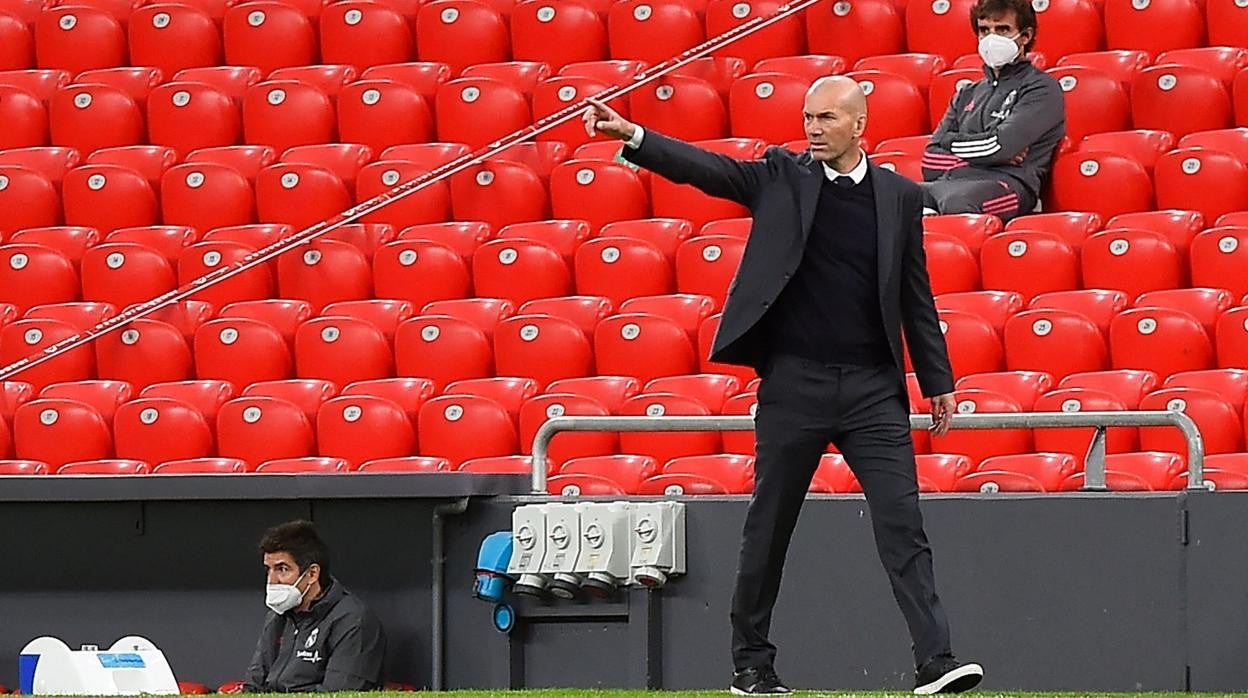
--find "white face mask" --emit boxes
[978,32,1021,69]
[265,569,309,615]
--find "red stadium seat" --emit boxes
[1209,0,1248,47]
[294,316,393,385]
[394,315,492,390]
[0,146,79,185]
[424,297,514,336]
[558,455,657,492]
[599,218,692,257]
[1164,369,1248,411]
[0,244,78,312]
[923,214,1002,256]
[619,294,714,341]
[194,317,293,386]
[0,12,33,71]
[321,2,414,71]
[934,291,1023,335]
[531,76,615,150]
[88,145,178,192]
[275,240,370,312]
[1155,47,1248,89]
[494,314,593,387]
[675,235,745,311]
[9,226,98,265]
[255,164,350,230]
[518,393,613,464]
[929,388,1030,465]
[1056,49,1150,87]
[0,459,49,474]
[979,453,1080,492]
[242,81,335,154]
[471,238,571,305]
[0,85,47,148]
[645,373,741,413]
[256,456,350,473]
[147,82,242,153]
[0,380,33,422]
[459,454,533,474]
[628,76,728,143]
[281,143,373,192]
[39,379,131,420]
[705,0,804,67]
[358,161,454,229]
[728,72,809,144]
[449,160,547,230]
[511,0,606,70]
[434,78,531,149]
[1104,0,1204,54]
[927,68,981,130]
[62,165,157,234]
[1191,228,1248,298]
[1131,66,1232,138]
[114,396,213,464]
[718,391,757,453]
[699,217,751,240]
[177,241,274,307]
[662,453,753,494]
[649,138,766,228]
[1003,309,1109,378]
[267,65,358,98]
[216,299,310,342]
[1135,288,1234,335]
[360,61,452,102]
[80,243,175,307]
[1103,209,1203,254]
[854,53,945,97]
[1048,152,1154,221]
[955,370,1052,410]
[903,0,976,64]
[607,0,703,64]
[1059,369,1160,409]
[979,231,1079,301]
[57,460,149,475]
[845,70,928,143]
[444,376,538,421]
[316,395,416,467]
[243,379,337,422]
[14,398,112,468]
[617,391,720,464]
[811,453,860,494]
[217,395,314,467]
[923,233,979,295]
[24,302,113,330]
[575,238,674,306]
[913,453,973,492]
[222,2,317,74]
[338,81,433,154]
[35,7,125,75]
[140,379,235,418]
[804,0,902,66]
[356,455,449,472]
[94,319,192,388]
[1081,230,1184,299]
[0,69,72,101]
[518,295,613,334]
[1045,67,1130,142]
[1155,149,1248,223]
[497,220,589,264]
[172,65,262,98]
[1110,307,1215,375]
[594,313,697,382]
[416,0,508,74]
[1101,451,1186,490]
[128,5,220,77]
[419,394,517,468]
[1028,289,1128,334]
[372,240,470,308]
[48,84,143,154]
[0,319,93,390]
[936,309,1003,379]
[161,163,255,232]
[546,374,640,412]
[549,160,649,232]
[1078,130,1175,174]
[1033,387,1137,458]
[154,457,246,473]
[106,225,197,262]
[1030,0,1103,58]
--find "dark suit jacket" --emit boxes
[622,130,955,398]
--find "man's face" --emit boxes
[975,10,1030,50]
[264,551,308,586]
[803,88,865,163]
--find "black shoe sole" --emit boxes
[914,662,984,694]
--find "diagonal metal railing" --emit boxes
[530,410,1206,494]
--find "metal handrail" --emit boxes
[529,411,1206,494]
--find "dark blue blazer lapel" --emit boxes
[797,154,824,244]
[869,163,899,297]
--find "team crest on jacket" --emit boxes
[991,90,1018,120]
[305,628,319,648]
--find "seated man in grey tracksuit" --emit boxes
[921,0,1066,222]
[244,520,387,691]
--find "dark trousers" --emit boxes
[729,354,953,672]
[919,176,1035,222]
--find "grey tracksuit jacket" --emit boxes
[244,578,387,691]
[922,57,1066,198]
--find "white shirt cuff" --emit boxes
[625,125,645,149]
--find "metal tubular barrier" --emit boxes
[529,411,1206,494]
[0,0,825,383]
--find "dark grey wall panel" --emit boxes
[1185,490,1248,692]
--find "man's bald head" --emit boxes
[802,76,868,166]
[807,76,867,119]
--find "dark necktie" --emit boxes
[833,175,855,189]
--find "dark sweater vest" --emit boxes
[763,172,891,366]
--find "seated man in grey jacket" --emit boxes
[921,0,1066,222]
[244,520,387,691]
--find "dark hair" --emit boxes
[969,0,1038,53]
[259,520,331,578]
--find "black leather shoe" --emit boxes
[914,655,984,694]
[730,666,793,695]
